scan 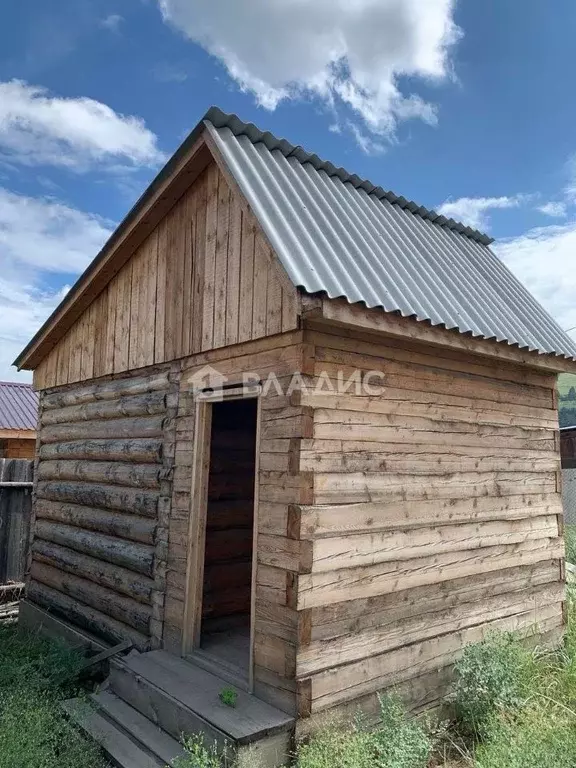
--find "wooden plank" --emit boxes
[266,249,282,337]
[308,605,563,710]
[180,188,195,357]
[192,169,207,354]
[298,582,564,677]
[128,245,143,370]
[299,389,558,430]
[298,538,564,609]
[182,400,212,653]
[213,171,230,348]
[296,493,563,538]
[225,193,242,346]
[312,469,557,505]
[252,233,269,338]
[138,233,157,368]
[201,163,219,351]
[310,515,559,573]
[238,212,255,343]
[113,264,132,373]
[154,218,167,364]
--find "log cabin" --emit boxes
[13,106,576,766]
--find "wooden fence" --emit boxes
[0,458,33,585]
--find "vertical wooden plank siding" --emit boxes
[291,329,565,719]
[33,161,300,389]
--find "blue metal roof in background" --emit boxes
[205,107,576,361]
[0,381,38,431]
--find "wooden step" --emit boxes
[63,698,165,768]
[91,691,186,765]
[108,650,294,766]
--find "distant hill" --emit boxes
[559,373,576,428]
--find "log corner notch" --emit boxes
[27,369,178,652]
[301,294,576,375]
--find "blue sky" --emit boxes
[1,0,576,380]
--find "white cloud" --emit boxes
[537,201,567,218]
[0,278,68,382]
[0,80,164,170]
[158,0,461,141]
[0,188,113,380]
[437,195,522,231]
[101,14,123,32]
[0,187,113,273]
[496,221,576,337]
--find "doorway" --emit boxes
[183,390,260,689]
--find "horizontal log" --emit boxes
[41,392,167,427]
[30,561,152,634]
[42,372,170,410]
[38,460,161,489]
[298,390,558,430]
[312,471,557,504]
[27,580,149,650]
[39,438,163,464]
[311,516,559,573]
[300,451,559,474]
[309,561,561,639]
[298,538,564,609]
[36,481,159,517]
[308,606,563,710]
[295,493,563,539]
[35,520,154,575]
[35,499,155,544]
[32,539,154,603]
[40,415,166,444]
[297,583,564,677]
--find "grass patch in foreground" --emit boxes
[0,623,109,768]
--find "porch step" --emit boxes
[109,650,294,765]
[63,697,169,768]
[91,691,187,765]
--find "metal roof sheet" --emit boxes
[0,381,38,431]
[205,107,576,360]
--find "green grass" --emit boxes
[566,525,576,564]
[0,624,109,768]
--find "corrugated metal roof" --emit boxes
[0,382,38,431]
[205,107,576,360]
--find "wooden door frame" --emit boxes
[181,384,262,693]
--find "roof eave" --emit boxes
[302,293,576,374]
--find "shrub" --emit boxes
[370,694,432,768]
[296,694,431,768]
[452,632,533,737]
[296,723,374,768]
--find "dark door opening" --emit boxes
[199,397,258,681]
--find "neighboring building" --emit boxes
[13,107,576,766]
[561,426,576,525]
[0,381,38,458]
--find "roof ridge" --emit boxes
[203,106,494,247]
[0,380,34,388]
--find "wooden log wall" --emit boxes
[28,370,178,650]
[165,330,313,715]
[290,326,565,719]
[33,162,299,392]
